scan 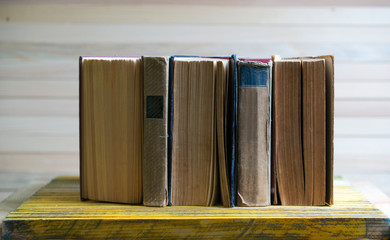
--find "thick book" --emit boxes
[142,56,169,207]
[302,59,326,205]
[237,59,272,207]
[272,55,334,206]
[79,56,143,204]
[168,56,234,207]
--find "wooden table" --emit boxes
[1,176,389,239]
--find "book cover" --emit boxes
[143,56,169,207]
[237,58,272,207]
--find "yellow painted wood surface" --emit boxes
[2,176,390,239]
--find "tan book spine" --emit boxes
[143,56,169,206]
[237,61,271,207]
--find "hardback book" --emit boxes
[236,58,272,207]
[272,55,334,206]
[168,56,233,207]
[80,56,143,204]
[142,56,169,207]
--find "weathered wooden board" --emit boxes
[2,176,389,239]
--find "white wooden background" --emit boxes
[0,0,390,201]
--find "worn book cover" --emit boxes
[143,56,169,207]
[237,58,272,207]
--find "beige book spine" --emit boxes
[237,62,271,207]
[143,56,169,206]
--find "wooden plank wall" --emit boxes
[0,0,389,199]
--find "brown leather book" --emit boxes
[142,56,169,206]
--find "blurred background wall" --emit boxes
[0,0,389,200]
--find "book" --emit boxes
[320,55,335,206]
[272,58,305,205]
[272,55,334,206]
[302,59,326,206]
[80,56,143,204]
[78,54,333,207]
[229,55,237,207]
[142,56,169,207]
[236,59,272,207]
[168,56,231,206]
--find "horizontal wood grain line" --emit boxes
[0,55,390,83]
[1,115,388,134]
[335,137,390,155]
[0,99,78,116]
[335,63,390,80]
[1,152,389,173]
[1,99,390,117]
[335,98,390,101]
[1,5,390,26]
[2,0,390,6]
[1,81,389,99]
[0,135,78,152]
[0,117,78,135]
[2,23,390,44]
[336,135,390,138]
[335,83,390,99]
[0,116,388,137]
[0,153,78,172]
[1,152,388,174]
[335,117,390,136]
[0,62,76,80]
[0,81,78,97]
[1,42,390,63]
[4,0,390,6]
[335,101,390,117]
[0,133,389,154]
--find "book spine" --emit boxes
[143,56,169,206]
[230,54,237,207]
[167,56,174,206]
[79,56,88,201]
[237,61,271,206]
[319,55,335,205]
